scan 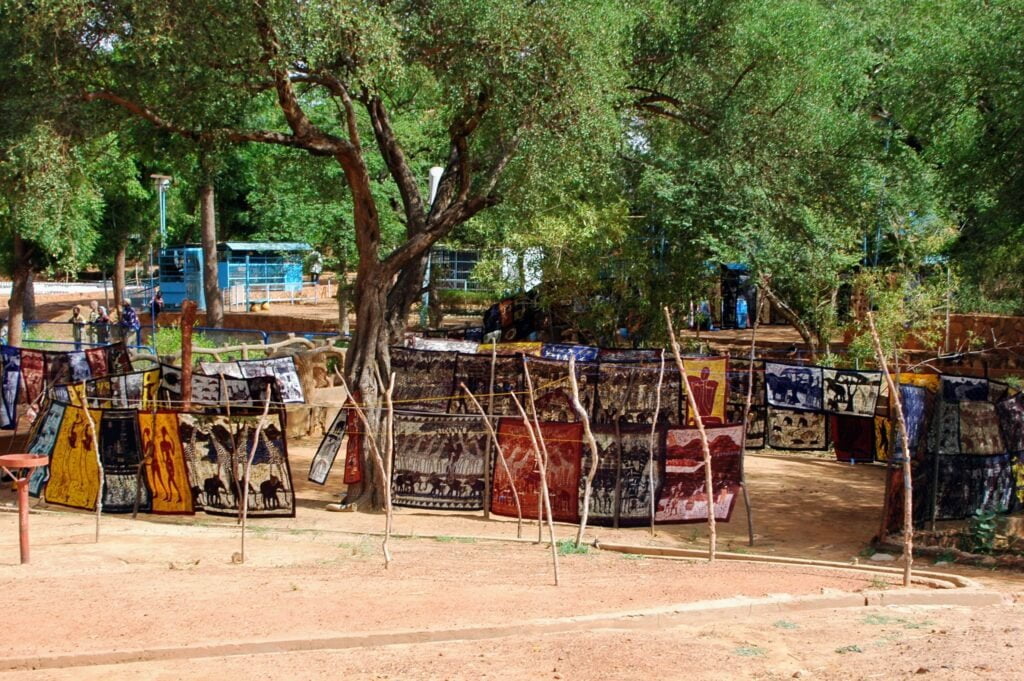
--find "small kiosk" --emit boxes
[158,241,311,310]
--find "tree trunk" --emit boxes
[385,253,428,341]
[7,235,31,347]
[113,246,126,313]
[199,183,224,327]
[336,257,351,337]
[759,282,818,358]
[23,269,36,322]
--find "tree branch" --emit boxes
[367,96,426,233]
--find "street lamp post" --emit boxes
[419,166,445,328]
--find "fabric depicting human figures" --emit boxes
[822,369,881,417]
[98,409,151,513]
[655,424,743,523]
[726,402,765,450]
[523,356,598,423]
[765,361,823,412]
[138,411,194,514]
[26,401,66,497]
[595,361,681,426]
[875,416,893,462]
[996,392,1024,454]
[308,408,347,485]
[391,413,487,511]
[452,352,523,417]
[958,401,1005,455]
[390,347,457,413]
[492,419,582,523]
[829,415,875,463]
[1,345,21,429]
[20,349,44,404]
[580,425,660,527]
[45,405,102,511]
[683,357,728,426]
[85,347,109,378]
[767,406,827,450]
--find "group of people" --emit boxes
[68,291,162,350]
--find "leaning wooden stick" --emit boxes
[338,375,392,568]
[510,391,560,586]
[238,383,272,564]
[80,382,103,543]
[568,355,600,547]
[462,383,523,538]
[738,292,765,546]
[373,365,397,568]
[663,306,717,562]
[520,358,550,543]
[648,350,665,536]
[866,312,914,587]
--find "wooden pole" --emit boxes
[462,383,523,538]
[521,357,550,543]
[648,351,665,536]
[663,306,717,562]
[568,355,600,547]
[180,300,198,411]
[738,291,765,546]
[238,384,272,564]
[482,343,498,520]
[866,312,914,587]
[510,391,560,586]
[79,392,103,543]
[374,365,396,568]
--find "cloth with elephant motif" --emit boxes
[492,419,582,523]
[765,361,823,412]
[391,412,488,511]
[179,411,295,518]
[656,424,743,523]
[580,424,660,527]
[822,368,881,417]
[767,406,828,451]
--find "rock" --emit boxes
[870,552,896,562]
[792,671,810,679]
[915,668,929,674]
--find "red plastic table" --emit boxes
[0,454,48,564]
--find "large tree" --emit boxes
[30,0,626,503]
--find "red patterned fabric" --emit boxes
[656,424,743,523]
[493,419,582,523]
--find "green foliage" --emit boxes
[556,539,590,556]
[834,645,863,655]
[962,509,999,555]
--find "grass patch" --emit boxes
[434,535,477,544]
[733,645,766,658]
[835,645,863,654]
[868,576,891,590]
[556,539,590,555]
[620,553,646,561]
[772,619,798,630]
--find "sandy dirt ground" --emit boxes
[1,439,1023,679]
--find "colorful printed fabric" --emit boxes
[925,454,1016,521]
[138,411,194,514]
[341,406,363,485]
[493,419,582,523]
[20,349,44,404]
[595,361,681,425]
[98,409,151,513]
[958,401,1006,455]
[822,368,881,417]
[896,384,931,459]
[0,345,21,429]
[26,401,66,497]
[45,406,102,511]
[308,408,348,485]
[540,343,600,362]
[43,351,72,388]
[409,337,480,354]
[898,372,940,392]
[451,352,523,417]
[237,356,305,404]
[107,342,134,374]
[477,342,543,357]
[829,414,875,463]
[391,413,488,511]
[580,424,660,527]
[726,402,765,450]
[67,351,92,382]
[656,424,743,523]
[941,375,989,402]
[767,406,828,451]
[85,347,110,378]
[765,361,823,412]
[523,356,598,423]
[389,347,457,412]
[683,356,728,426]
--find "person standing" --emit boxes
[120,302,141,347]
[308,251,323,285]
[69,305,87,350]
[150,288,165,324]
[87,301,101,344]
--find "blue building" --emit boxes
[157,242,312,310]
